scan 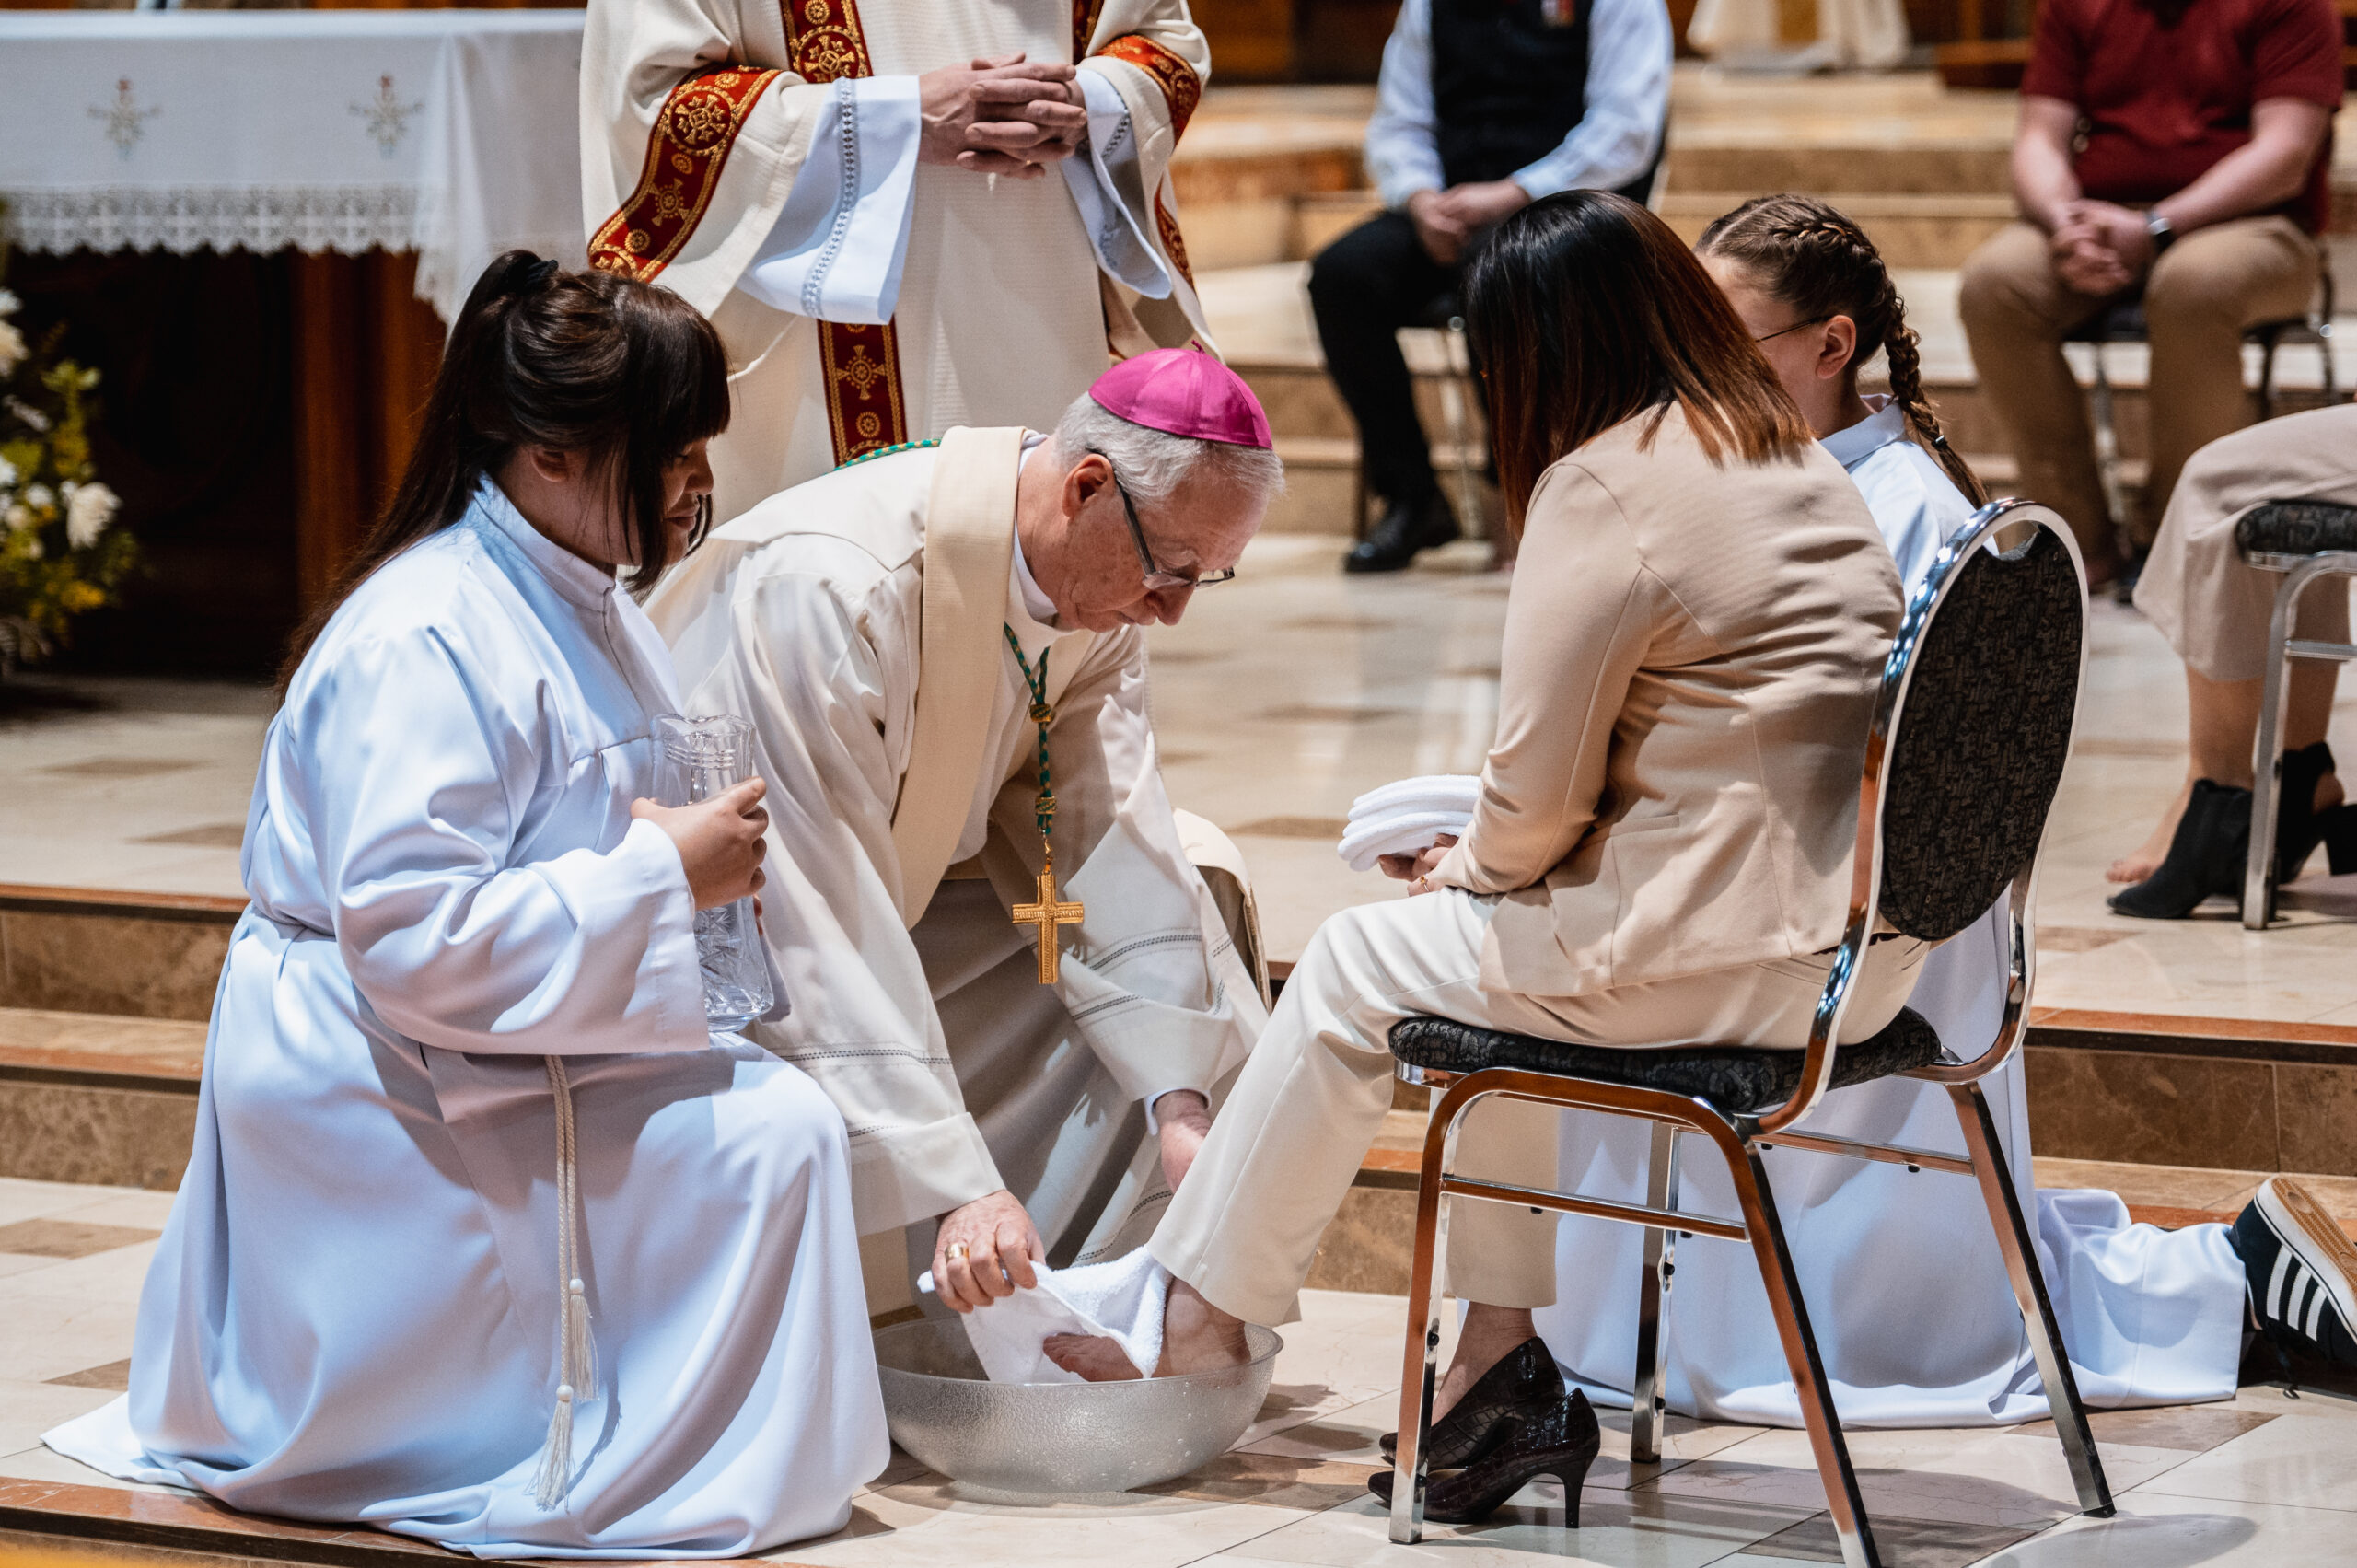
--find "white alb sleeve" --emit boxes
[1509,0,1671,200]
[736,75,922,323]
[1366,0,1446,209]
[1061,69,1172,298]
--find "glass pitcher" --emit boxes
[653,714,778,1033]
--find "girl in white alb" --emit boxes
[1518,197,2255,1428]
[45,253,887,1554]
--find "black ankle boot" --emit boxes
[1345,492,1458,575]
[1378,1336,1563,1469]
[2273,742,2338,883]
[2108,779,2251,919]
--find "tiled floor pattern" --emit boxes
[5,1175,2356,1568]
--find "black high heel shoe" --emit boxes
[1377,1336,1563,1469]
[2322,804,2357,876]
[2108,779,2251,919]
[1367,1389,1602,1525]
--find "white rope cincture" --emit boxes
[530,1054,597,1511]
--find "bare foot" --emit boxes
[1042,1332,1143,1381]
[1157,1278,1250,1376]
[1043,1278,1248,1382]
[2107,776,2191,885]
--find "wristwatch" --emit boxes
[2145,212,2177,255]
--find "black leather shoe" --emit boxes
[1344,492,1458,575]
[1377,1336,1563,1469]
[2321,805,2357,876]
[1368,1389,1602,1525]
[2108,779,2251,919]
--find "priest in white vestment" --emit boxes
[649,350,1282,1307]
[582,0,1213,522]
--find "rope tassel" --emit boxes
[531,1055,595,1510]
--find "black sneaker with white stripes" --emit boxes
[2236,1177,2357,1370]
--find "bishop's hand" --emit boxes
[933,1189,1046,1312]
[630,778,768,910]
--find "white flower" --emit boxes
[0,320,25,379]
[0,289,17,317]
[65,482,118,550]
[5,504,30,533]
[0,457,15,490]
[24,482,53,513]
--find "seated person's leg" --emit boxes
[1957,221,2119,575]
[2138,215,2319,540]
[1307,213,1460,570]
[2117,403,2357,911]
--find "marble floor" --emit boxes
[4,535,2354,1024]
[5,1171,2355,1568]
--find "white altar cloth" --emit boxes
[0,11,584,324]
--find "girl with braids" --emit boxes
[45,252,888,1552]
[1531,196,2264,1431]
[1697,193,1987,589]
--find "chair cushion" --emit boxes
[2236,500,2357,558]
[1387,1006,1943,1116]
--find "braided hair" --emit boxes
[1697,194,1988,506]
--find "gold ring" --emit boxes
[946,1243,970,1263]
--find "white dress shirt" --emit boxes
[1364,0,1673,210]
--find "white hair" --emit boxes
[1050,392,1285,514]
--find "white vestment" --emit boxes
[581,0,1212,522]
[44,484,887,1555]
[648,430,1264,1280]
[1536,404,2247,1426]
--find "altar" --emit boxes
[0,9,583,667]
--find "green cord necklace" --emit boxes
[1003,625,1083,982]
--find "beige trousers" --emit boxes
[2134,403,2357,683]
[1957,215,2320,564]
[1149,889,1928,1328]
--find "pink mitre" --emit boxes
[1089,347,1273,450]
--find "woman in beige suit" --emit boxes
[1055,192,1918,1516]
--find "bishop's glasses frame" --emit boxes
[1086,447,1237,592]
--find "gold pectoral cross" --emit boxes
[1012,865,1085,984]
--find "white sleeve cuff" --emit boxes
[1144,1086,1207,1134]
[1062,68,1171,299]
[737,75,921,323]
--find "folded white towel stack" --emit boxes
[918,1248,1171,1384]
[1337,773,1481,873]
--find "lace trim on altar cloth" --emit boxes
[1,185,421,255]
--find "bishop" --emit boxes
[648,350,1284,1312]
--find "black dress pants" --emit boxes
[1306,210,1464,509]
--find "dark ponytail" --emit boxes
[278,250,729,691]
[1696,194,1989,508]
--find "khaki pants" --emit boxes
[1149,889,1927,1328]
[1958,216,2319,565]
[2134,403,2357,683]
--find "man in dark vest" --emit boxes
[1312,0,1671,573]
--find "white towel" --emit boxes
[918,1248,1170,1384]
[1337,773,1481,873]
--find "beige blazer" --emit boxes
[1431,403,1903,999]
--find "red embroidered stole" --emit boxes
[589,0,908,466]
[1096,34,1201,287]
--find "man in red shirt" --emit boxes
[1957,0,2341,581]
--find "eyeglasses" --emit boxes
[1754,314,1832,343]
[1087,447,1237,592]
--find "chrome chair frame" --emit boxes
[1385,502,2115,1568]
[2242,538,2357,928]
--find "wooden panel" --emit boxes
[1193,0,1296,80]
[290,250,445,610]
